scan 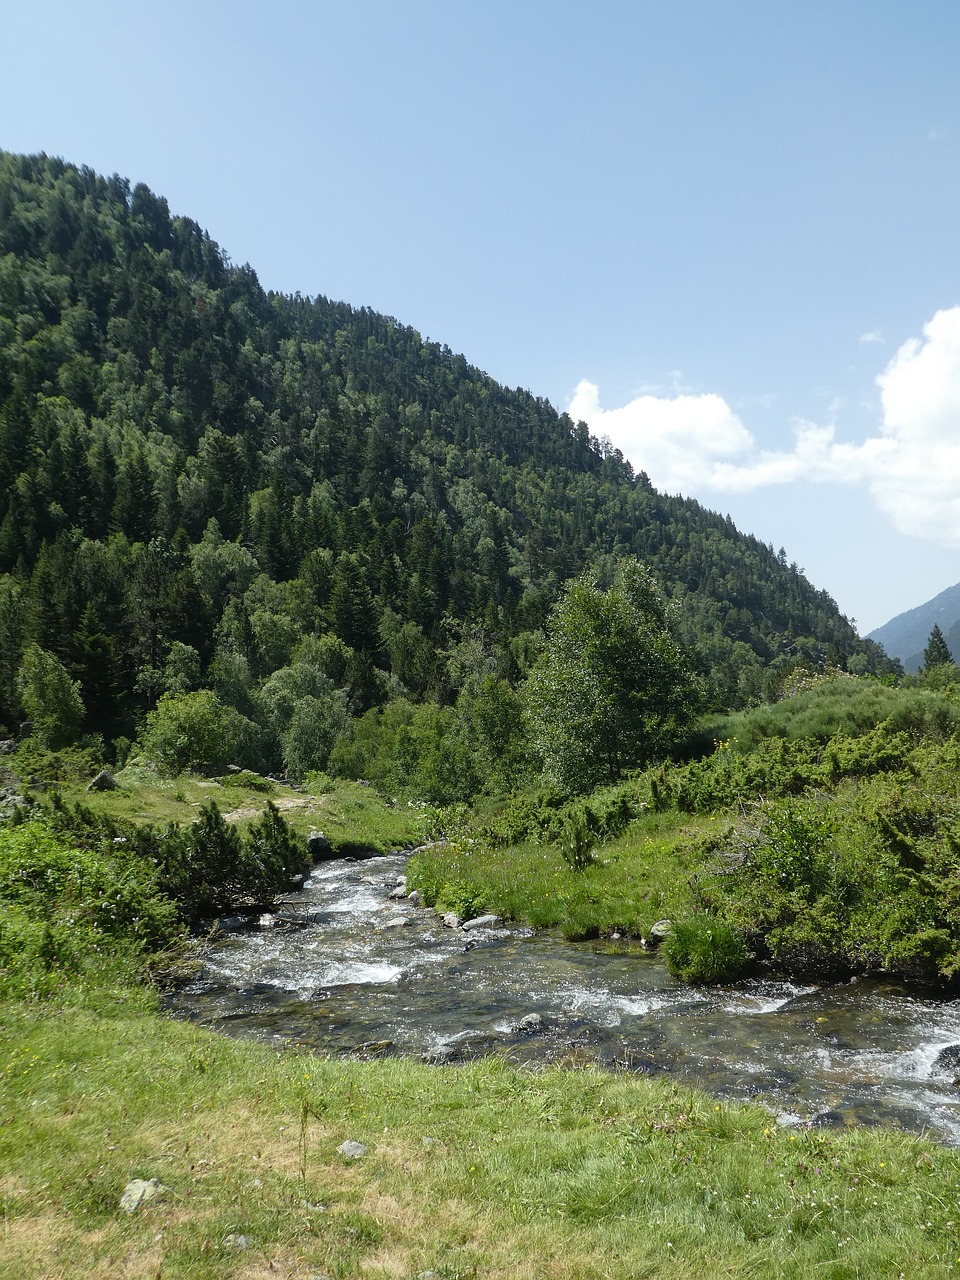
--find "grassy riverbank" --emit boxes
[409,681,960,985]
[4,989,960,1279]
[6,729,960,1276]
[5,744,431,855]
[409,805,711,941]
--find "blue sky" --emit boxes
[4,1,960,633]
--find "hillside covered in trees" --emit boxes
[0,151,896,791]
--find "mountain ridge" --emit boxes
[868,581,960,672]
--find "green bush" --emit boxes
[0,818,181,997]
[437,878,487,920]
[557,808,595,872]
[16,644,85,749]
[663,914,749,984]
[696,678,959,756]
[158,800,303,920]
[217,769,275,793]
[748,800,834,898]
[140,689,260,774]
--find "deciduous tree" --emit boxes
[523,560,700,793]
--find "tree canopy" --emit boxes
[523,561,701,793]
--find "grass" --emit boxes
[9,745,431,856]
[3,991,960,1278]
[409,809,720,940]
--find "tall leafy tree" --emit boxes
[523,560,700,794]
[16,643,85,747]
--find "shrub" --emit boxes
[663,913,749,984]
[218,770,275,793]
[15,645,85,748]
[140,689,260,774]
[557,808,595,872]
[437,878,486,921]
[0,817,181,997]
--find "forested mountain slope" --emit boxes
[0,151,894,746]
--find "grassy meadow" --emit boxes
[4,991,960,1279]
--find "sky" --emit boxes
[3,1,960,633]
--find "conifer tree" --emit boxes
[923,624,953,671]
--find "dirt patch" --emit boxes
[223,796,320,824]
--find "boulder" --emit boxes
[337,1140,367,1159]
[462,914,502,932]
[119,1178,168,1214]
[388,884,407,900]
[516,1013,543,1033]
[87,769,118,792]
[422,1045,456,1065]
[407,889,421,906]
[932,1044,960,1081]
[442,912,461,929]
[647,919,673,946]
[307,830,333,861]
[381,914,413,929]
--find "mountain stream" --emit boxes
[166,852,960,1143]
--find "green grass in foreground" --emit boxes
[2,995,960,1279]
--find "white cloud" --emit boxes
[859,330,884,345]
[569,306,960,546]
[567,381,753,494]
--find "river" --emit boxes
[165,852,960,1143]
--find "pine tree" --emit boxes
[923,624,953,671]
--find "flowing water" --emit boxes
[166,853,960,1143]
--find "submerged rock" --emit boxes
[422,1045,457,1065]
[516,1013,544,1033]
[216,913,252,932]
[932,1044,960,1081]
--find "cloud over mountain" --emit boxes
[571,306,960,547]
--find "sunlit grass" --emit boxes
[410,810,722,939]
[2,994,960,1278]
[16,746,430,855]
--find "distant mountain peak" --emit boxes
[868,581,960,671]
